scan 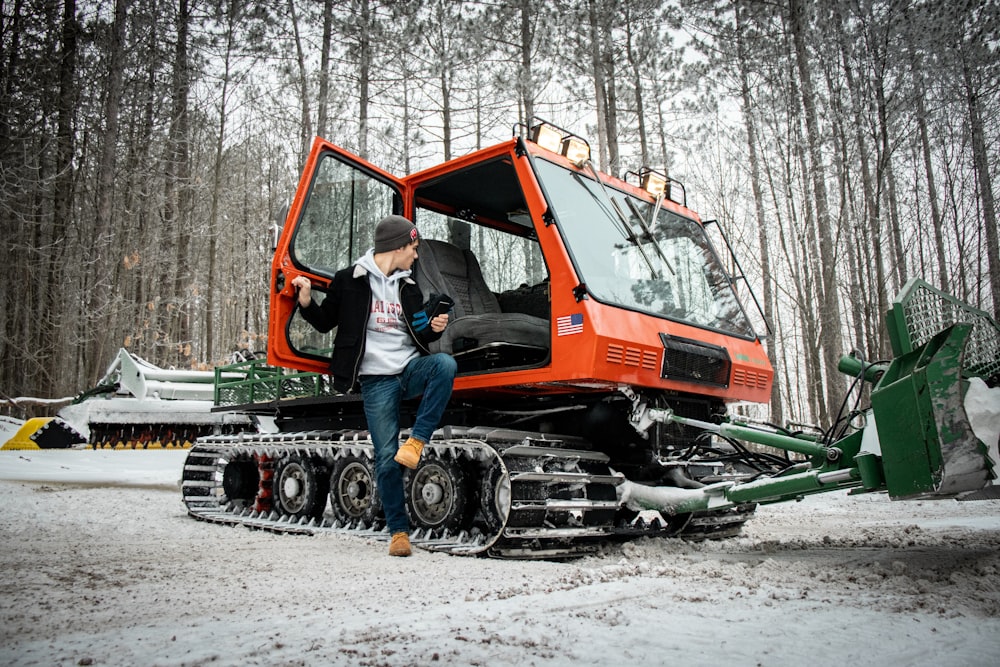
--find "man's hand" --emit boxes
[290,275,312,308]
[430,313,448,333]
[414,293,453,333]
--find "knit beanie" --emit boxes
[373,215,419,253]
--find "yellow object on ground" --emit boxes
[1,417,84,450]
[1,418,49,450]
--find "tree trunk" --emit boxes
[87,0,130,383]
[357,0,371,159]
[287,0,311,166]
[126,16,160,355]
[588,0,609,171]
[652,72,670,171]
[885,160,906,289]
[317,0,334,140]
[601,5,620,175]
[163,0,192,367]
[624,12,648,166]
[871,74,895,357]
[401,73,413,174]
[913,72,948,292]
[46,0,78,394]
[962,49,1000,320]
[0,0,24,150]
[519,0,534,125]
[788,0,845,422]
[440,67,452,161]
[778,17,826,425]
[206,2,239,362]
[824,44,866,359]
[836,32,881,359]
[735,4,782,424]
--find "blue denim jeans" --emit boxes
[359,353,457,534]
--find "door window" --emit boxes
[291,155,401,276]
[285,152,402,365]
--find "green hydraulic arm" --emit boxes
[619,280,1000,516]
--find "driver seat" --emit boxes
[413,239,549,356]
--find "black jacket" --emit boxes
[299,263,441,393]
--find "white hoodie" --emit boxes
[355,250,420,376]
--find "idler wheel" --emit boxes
[222,457,259,507]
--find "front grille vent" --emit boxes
[659,334,731,387]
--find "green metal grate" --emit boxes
[887,278,1000,382]
[214,359,333,406]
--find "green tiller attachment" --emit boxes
[872,279,999,499]
[871,323,995,498]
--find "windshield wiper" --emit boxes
[578,160,660,279]
[624,196,675,277]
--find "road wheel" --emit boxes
[273,456,325,520]
[406,457,466,532]
[328,455,382,526]
[222,457,259,508]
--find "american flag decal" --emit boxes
[557,313,584,336]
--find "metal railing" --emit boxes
[214,359,332,406]
[887,278,1000,382]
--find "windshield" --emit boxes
[534,158,755,339]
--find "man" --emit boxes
[291,214,457,557]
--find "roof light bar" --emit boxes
[625,167,687,207]
[526,118,591,165]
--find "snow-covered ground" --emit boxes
[1,449,999,667]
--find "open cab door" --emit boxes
[268,137,406,374]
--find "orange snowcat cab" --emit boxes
[270,127,771,403]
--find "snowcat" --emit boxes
[182,120,999,558]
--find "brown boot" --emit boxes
[394,437,424,469]
[389,531,411,557]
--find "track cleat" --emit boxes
[394,437,424,469]
[389,531,412,557]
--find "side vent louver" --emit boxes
[732,368,769,389]
[606,343,659,370]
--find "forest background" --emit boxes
[1,0,997,428]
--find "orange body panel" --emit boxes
[445,291,772,404]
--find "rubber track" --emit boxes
[182,427,622,558]
[181,427,756,558]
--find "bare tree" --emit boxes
[959,34,1000,321]
[734,2,784,424]
[788,0,845,421]
[85,0,132,383]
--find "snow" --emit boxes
[0,415,24,443]
[1,450,999,667]
[967,377,1000,467]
